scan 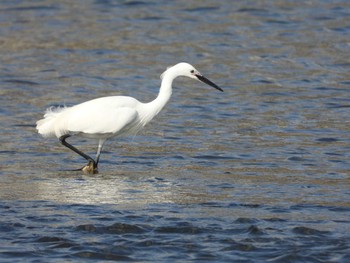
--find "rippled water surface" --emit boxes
[1,0,350,262]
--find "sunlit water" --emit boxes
[1,0,350,262]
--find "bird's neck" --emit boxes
[146,74,174,118]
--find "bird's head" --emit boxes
[161,62,223,92]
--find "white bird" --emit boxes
[36,62,223,173]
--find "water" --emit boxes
[1,0,350,262]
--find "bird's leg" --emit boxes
[95,139,106,166]
[81,139,106,174]
[59,134,97,173]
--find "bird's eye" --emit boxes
[190,70,195,74]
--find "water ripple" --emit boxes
[1,0,350,262]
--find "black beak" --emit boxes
[196,74,223,92]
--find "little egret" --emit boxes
[36,62,223,173]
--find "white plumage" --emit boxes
[36,62,223,173]
[38,97,142,138]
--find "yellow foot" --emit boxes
[81,161,98,174]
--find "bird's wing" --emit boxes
[63,97,140,136]
[71,107,139,135]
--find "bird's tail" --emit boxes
[36,106,65,138]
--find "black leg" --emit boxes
[59,135,96,166]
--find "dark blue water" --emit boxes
[1,0,350,262]
[1,200,349,262]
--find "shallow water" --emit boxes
[1,0,350,262]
